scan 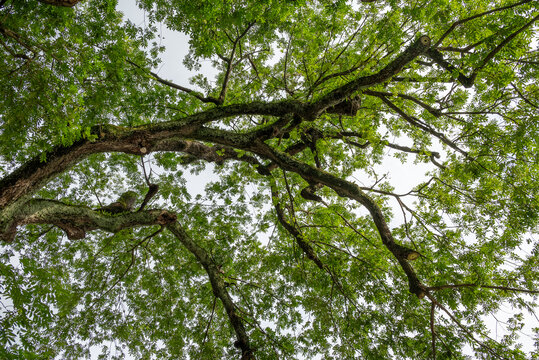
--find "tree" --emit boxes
[0,0,538,358]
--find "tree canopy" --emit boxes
[1,0,538,359]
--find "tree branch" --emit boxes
[0,35,437,210]
[237,138,425,297]
[427,13,539,88]
[309,35,432,117]
[270,180,325,270]
[167,222,255,359]
[427,283,539,294]
[425,292,505,359]
[0,198,176,242]
[137,184,159,212]
[433,0,533,47]
[430,301,437,360]
[127,59,221,104]
[217,22,256,104]
[0,101,302,209]
[37,0,81,6]
[373,94,468,156]
[363,89,443,117]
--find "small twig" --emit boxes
[31,225,54,240]
[98,248,136,300]
[94,227,163,302]
[377,95,469,156]
[218,22,256,104]
[140,155,152,186]
[363,89,442,118]
[511,83,538,109]
[201,297,217,349]
[282,28,295,96]
[427,283,539,294]
[430,301,437,360]
[81,170,104,207]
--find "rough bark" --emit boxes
[0,198,176,242]
[0,104,298,210]
[0,36,430,209]
[249,142,425,298]
[38,0,81,7]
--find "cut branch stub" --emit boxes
[326,96,362,116]
[389,243,421,261]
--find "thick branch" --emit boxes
[187,125,424,296]
[0,198,176,242]
[0,35,436,209]
[0,101,301,209]
[310,35,431,117]
[167,222,254,359]
[38,0,81,7]
[244,140,424,297]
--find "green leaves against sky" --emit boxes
[0,0,538,359]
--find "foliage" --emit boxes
[0,0,538,359]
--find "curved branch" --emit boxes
[241,139,425,297]
[373,94,468,156]
[270,180,325,270]
[0,35,436,210]
[0,101,301,209]
[217,22,256,104]
[426,293,505,359]
[147,69,221,105]
[167,222,255,359]
[363,89,443,117]
[189,124,425,297]
[472,13,539,77]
